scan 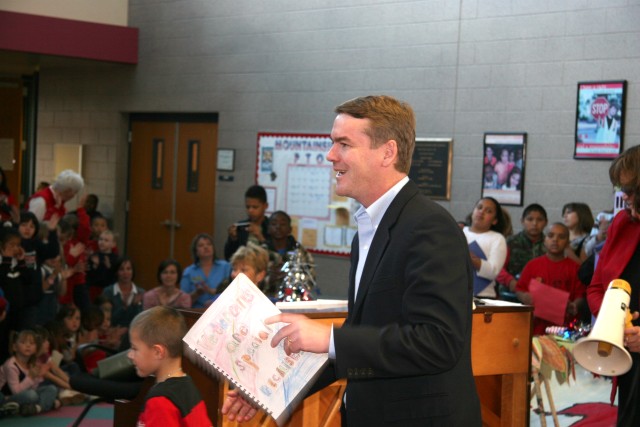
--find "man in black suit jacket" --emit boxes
[225,95,481,426]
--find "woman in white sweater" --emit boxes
[463,197,507,299]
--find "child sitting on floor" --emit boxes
[1,330,60,416]
[33,326,86,405]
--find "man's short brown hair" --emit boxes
[335,95,416,174]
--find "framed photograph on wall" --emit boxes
[574,80,626,159]
[481,133,526,207]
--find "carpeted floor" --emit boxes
[0,402,113,427]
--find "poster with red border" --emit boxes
[574,81,626,159]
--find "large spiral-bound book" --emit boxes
[183,273,329,426]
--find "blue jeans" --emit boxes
[8,384,58,412]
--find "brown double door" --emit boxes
[0,78,23,201]
[127,118,218,289]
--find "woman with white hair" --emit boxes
[27,169,84,222]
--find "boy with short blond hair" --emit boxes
[128,306,212,427]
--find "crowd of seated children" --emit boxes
[462,197,508,299]
[224,185,270,260]
[515,223,585,335]
[143,259,190,310]
[1,173,607,422]
[46,304,111,378]
[180,233,230,308]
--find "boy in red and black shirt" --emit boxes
[128,306,212,427]
[128,307,257,426]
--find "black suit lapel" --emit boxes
[347,233,359,320]
[350,181,419,322]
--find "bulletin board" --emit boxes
[256,133,357,256]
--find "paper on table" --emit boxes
[529,278,570,325]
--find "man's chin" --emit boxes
[334,185,349,198]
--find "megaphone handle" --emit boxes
[597,309,634,358]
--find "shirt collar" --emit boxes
[355,176,409,226]
[114,283,139,296]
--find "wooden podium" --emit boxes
[472,304,533,427]
[115,305,532,427]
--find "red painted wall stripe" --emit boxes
[0,10,138,64]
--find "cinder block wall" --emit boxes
[35,0,640,298]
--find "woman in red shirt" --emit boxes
[587,145,640,427]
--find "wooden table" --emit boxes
[115,305,532,427]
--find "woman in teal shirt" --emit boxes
[180,233,231,307]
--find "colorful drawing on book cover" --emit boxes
[184,274,328,425]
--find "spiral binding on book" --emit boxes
[185,345,272,416]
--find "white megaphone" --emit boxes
[572,279,633,376]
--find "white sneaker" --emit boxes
[0,401,19,417]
